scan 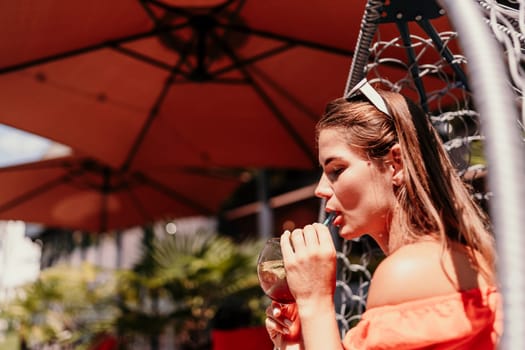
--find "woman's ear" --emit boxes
[387,144,404,186]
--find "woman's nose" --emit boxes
[314,174,332,199]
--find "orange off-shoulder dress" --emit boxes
[343,286,502,350]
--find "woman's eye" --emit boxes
[327,167,344,180]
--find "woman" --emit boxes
[265,80,502,349]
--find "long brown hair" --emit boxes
[316,91,495,278]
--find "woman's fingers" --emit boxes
[266,315,291,334]
[303,224,319,246]
[280,223,338,298]
[265,318,284,349]
[281,230,295,257]
[283,224,332,251]
[266,304,293,328]
[281,226,316,256]
[290,228,306,251]
[265,305,292,338]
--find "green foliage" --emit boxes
[469,139,486,166]
[116,232,267,349]
[153,232,261,300]
[3,263,119,349]
[3,231,268,350]
[0,332,20,350]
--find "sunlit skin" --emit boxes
[265,128,404,350]
[265,93,499,350]
[315,128,400,252]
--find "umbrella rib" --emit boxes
[245,65,320,122]
[121,181,155,226]
[210,30,318,167]
[175,166,243,181]
[0,174,72,213]
[144,0,194,17]
[122,71,175,172]
[122,42,195,171]
[138,0,166,23]
[206,39,320,122]
[224,0,246,16]
[136,173,214,215]
[210,42,294,77]
[0,158,75,173]
[217,21,428,78]
[248,80,317,166]
[217,22,354,57]
[212,0,240,14]
[188,77,245,84]
[100,167,111,233]
[145,0,239,17]
[0,25,187,74]
[111,45,187,75]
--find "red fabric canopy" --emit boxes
[0,155,242,232]
[0,1,458,231]
[0,1,456,171]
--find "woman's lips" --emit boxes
[333,214,343,227]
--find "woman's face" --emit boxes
[315,128,397,247]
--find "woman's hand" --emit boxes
[265,302,303,349]
[267,223,343,350]
[267,224,342,350]
[281,223,337,306]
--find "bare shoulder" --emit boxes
[366,241,482,309]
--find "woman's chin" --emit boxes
[338,227,362,241]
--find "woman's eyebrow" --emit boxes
[322,156,339,167]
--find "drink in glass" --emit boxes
[257,237,294,304]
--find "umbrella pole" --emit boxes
[256,170,273,239]
[115,230,122,269]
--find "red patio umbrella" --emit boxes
[0,0,454,173]
[0,154,243,232]
[0,1,460,235]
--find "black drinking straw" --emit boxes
[322,212,336,226]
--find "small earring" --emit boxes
[393,177,403,187]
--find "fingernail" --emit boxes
[284,319,293,327]
[272,308,280,317]
[283,328,290,334]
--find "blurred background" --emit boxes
[0,124,321,350]
[1,0,524,349]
